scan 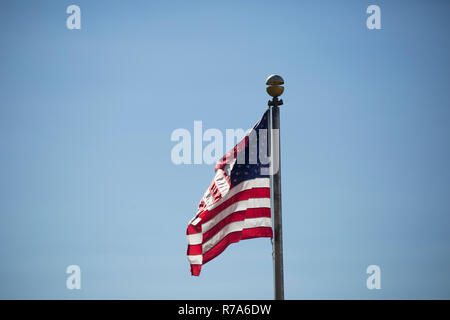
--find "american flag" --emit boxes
[187,110,273,276]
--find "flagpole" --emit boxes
[266,74,285,300]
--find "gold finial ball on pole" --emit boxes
[266,74,284,98]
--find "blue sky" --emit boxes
[1,0,450,299]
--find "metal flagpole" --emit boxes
[266,74,285,300]
[267,105,274,287]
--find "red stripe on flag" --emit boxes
[242,226,273,240]
[191,264,201,276]
[187,244,202,255]
[187,223,201,235]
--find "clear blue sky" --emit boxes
[1,0,450,299]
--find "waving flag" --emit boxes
[187,111,273,276]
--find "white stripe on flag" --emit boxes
[187,233,202,245]
[187,254,202,264]
[214,169,230,196]
[244,216,272,229]
[202,189,214,208]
